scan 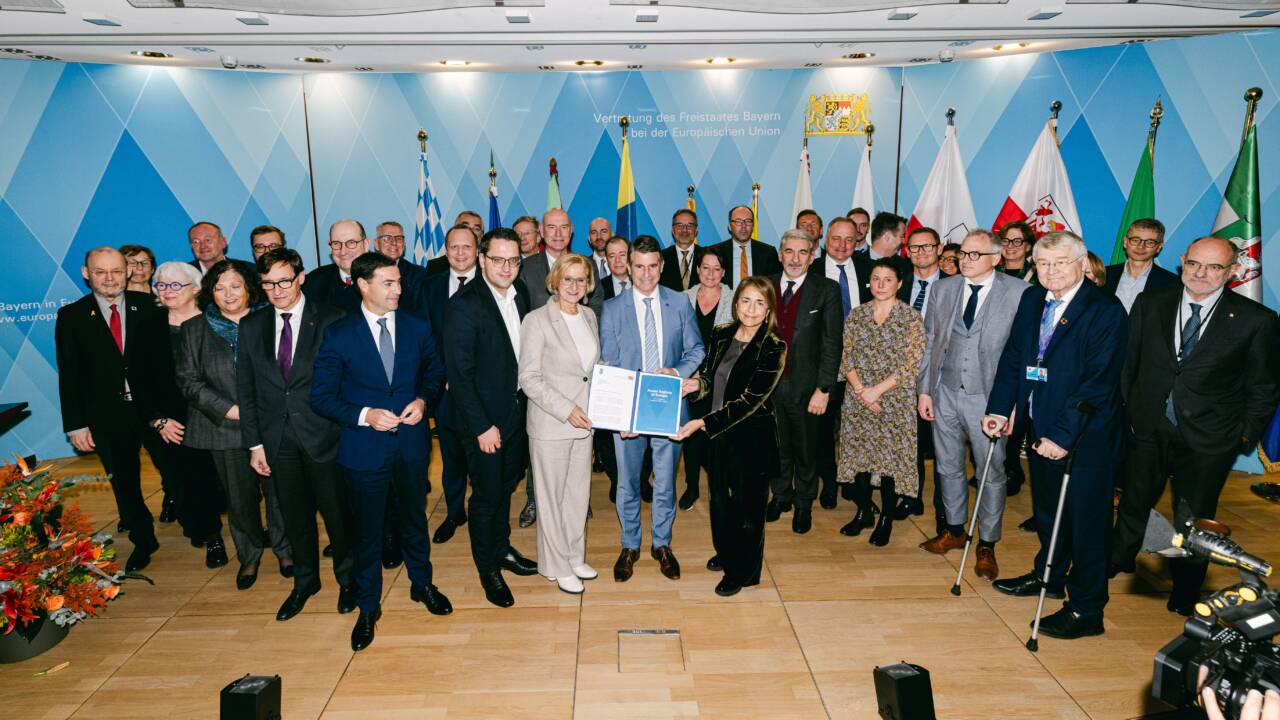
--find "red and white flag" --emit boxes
[906,123,977,247]
[992,119,1081,238]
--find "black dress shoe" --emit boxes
[1018,516,1038,533]
[158,496,178,524]
[204,537,229,569]
[868,514,894,547]
[116,521,129,534]
[840,505,878,536]
[1107,561,1136,579]
[792,507,812,534]
[593,457,606,473]
[678,488,699,511]
[410,584,453,615]
[500,547,539,576]
[276,581,320,621]
[350,608,381,652]
[609,480,618,504]
[765,499,791,523]
[480,571,515,608]
[278,559,295,579]
[819,486,837,510]
[640,482,654,504]
[125,537,159,572]
[236,564,259,591]
[337,585,357,614]
[322,544,333,558]
[381,535,402,569]
[993,572,1064,599]
[714,577,742,597]
[892,497,924,520]
[1006,480,1023,497]
[706,555,723,572]
[519,498,537,528]
[1033,605,1104,639]
[190,537,205,549]
[432,516,461,544]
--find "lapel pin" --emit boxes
[1059,318,1068,325]
[1228,313,1234,318]
[90,310,96,317]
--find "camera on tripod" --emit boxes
[1151,518,1280,719]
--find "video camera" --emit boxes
[1151,517,1280,719]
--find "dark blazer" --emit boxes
[693,323,788,479]
[710,239,782,287]
[1122,286,1279,454]
[425,255,450,279]
[174,311,254,450]
[659,244,704,291]
[423,271,460,429]
[55,291,168,432]
[516,251,554,311]
[810,253,874,306]
[394,258,428,315]
[986,281,1129,468]
[770,273,842,394]
[598,274,628,302]
[443,278,531,439]
[1103,262,1180,298]
[311,309,445,471]
[236,299,345,462]
[302,263,362,315]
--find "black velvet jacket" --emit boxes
[693,323,787,479]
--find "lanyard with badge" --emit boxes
[1026,299,1061,384]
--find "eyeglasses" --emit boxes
[328,239,365,250]
[673,222,697,230]
[729,219,754,227]
[1001,237,1027,247]
[154,281,192,292]
[560,276,588,287]
[1183,258,1232,274]
[907,243,939,254]
[127,259,152,268]
[955,250,1000,262]
[251,242,283,254]
[1033,256,1084,272]
[377,234,406,246]
[1125,236,1162,248]
[261,275,299,290]
[485,255,522,269]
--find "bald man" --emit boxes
[302,219,369,315]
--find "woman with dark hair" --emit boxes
[678,250,734,511]
[676,275,787,597]
[939,243,960,277]
[998,221,1037,284]
[120,244,157,294]
[176,259,292,589]
[836,258,925,547]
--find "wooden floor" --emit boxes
[6,449,1279,719]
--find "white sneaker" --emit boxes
[556,575,585,594]
[572,564,598,580]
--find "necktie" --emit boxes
[278,312,293,379]
[343,276,352,287]
[642,297,660,372]
[782,280,795,305]
[377,317,394,384]
[912,280,929,312]
[1179,303,1203,362]
[108,303,123,354]
[680,251,691,289]
[1037,299,1063,361]
[962,284,981,329]
[456,275,468,296]
[739,244,749,285]
[621,279,629,293]
[599,258,608,280]
[837,263,852,317]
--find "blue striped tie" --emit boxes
[642,297,660,372]
[377,318,394,384]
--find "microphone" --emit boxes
[1173,525,1272,578]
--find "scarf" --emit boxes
[203,303,265,363]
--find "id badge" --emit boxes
[1025,366,1048,382]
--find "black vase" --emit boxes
[0,614,70,664]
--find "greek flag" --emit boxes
[413,150,446,264]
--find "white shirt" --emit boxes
[959,270,997,320]
[631,286,665,369]
[273,294,305,364]
[824,256,862,312]
[449,266,477,297]
[611,275,630,296]
[1173,286,1225,356]
[339,269,353,285]
[1115,262,1152,314]
[357,304,396,427]
[592,252,609,280]
[561,308,599,373]
[489,280,522,359]
[779,271,808,299]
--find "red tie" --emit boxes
[343,277,352,287]
[109,303,123,354]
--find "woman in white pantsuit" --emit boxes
[518,253,601,594]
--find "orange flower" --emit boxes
[10,511,31,526]
[45,595,64,612]
[104,585,120,599]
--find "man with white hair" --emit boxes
[982,231,1127,640]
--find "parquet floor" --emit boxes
[4,448,1278,719]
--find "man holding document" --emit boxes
[597,235,705,582]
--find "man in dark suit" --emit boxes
[374,220,427,314]
[1103,217,1180,314]
[865,212,912,284]
[796,209,823,250]
[587,216,613,283]
[238,248,356,622]
[312,252,452,652]
[660,208,702,292]
[444,228,540,608]
[188,220,229,276]
[426,210,483,278]
[765,230,842,534]
[984,231,1128,640]
[847,207,871,253]
[302,219,367,315]
[1110,236,1279,614]
[56,247,166,571]
[812,217,873,508]
[249,224,286,261]
[425,224,479,544]
[710,205,782,289]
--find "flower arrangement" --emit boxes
[0,455,122,638]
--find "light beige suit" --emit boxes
[518,297,600,579]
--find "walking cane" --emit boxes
[950,438,998,596]
[1026,401,1095,652]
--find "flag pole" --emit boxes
[418,128,427,153]
[1048,100,1062,147]
[946,107,955,127]
[751,182,760,241]
[1148,96,1163,153]
[1243,87,1263,140]
[866,122,875,158]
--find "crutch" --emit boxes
[1026,401,1095,652]
[950,438,998,596]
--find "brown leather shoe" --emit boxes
[974,546,999,581]
[613,548,640,582]
[651,546,681,580]
[919,531,967,554]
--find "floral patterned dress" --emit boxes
[836,300,926,496]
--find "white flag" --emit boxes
[906,123,977,245]
[851,142,875,216]
[791,142,814,231]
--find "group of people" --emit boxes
[56,199,1277,652]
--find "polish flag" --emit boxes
[905,123,977,248]
[992,119,1081,238]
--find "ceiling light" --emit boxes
[909,57,931,63]
[629,43,647,50]
[295,57,330,64]
[243,64,266,69]
[635,9,659,22]
[1242,8,1278,16]
[30,55,62,62]
[354,67,375,71]
[506,10,530,23]
[843,52,875,60]
[185,46,215,53]
[0,48,31,54]
[707,57,735,65]
[82,13,122,27]
[131,50,173,59]
[538,65,555,70]
[236,12,269,25]
[804,62,823,67]
[948,40,975,47]
[575,60,604,66]
[627,65,643,69]
[1018,42,1030,48]
[888,7,918,20]
[525,44,544,50]
[992,44,1004,51]
[1027,7,1062,20]
[440,60,471,66]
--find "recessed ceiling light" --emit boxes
[843,52,876,60]
[707,57,735,65]
[1241,8,1277,16]
[888,7,919,20]
[538,65,556,70]
[83,13,122,27]
[948,40,975,47]
[992,44,1004,51]
[30,55,61,62]
[627,64,643,69]
[635,9,659,22]
[1027,7,1063,20]
[506,10,531,23]
[131,50,173,59]
[909,57,931,63]
[1018,42,1030,48]
[1123,39,1153,44]
[354,67,375,71]
[295,57,331,64]
[525,44,544,50]
[243,64,266,69]
[629,43,647,50]
[804,62,823,67]
[235,12,269,25]
[0,48,31,54]
[575,60,604,66]
[440,60,471,66]
[185,46,215,53]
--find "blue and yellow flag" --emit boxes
[617,132,637,240]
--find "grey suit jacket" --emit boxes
[175,312,246,450]
[684,285,734,327]
[918,272,1030,398]
[518,297,600,441]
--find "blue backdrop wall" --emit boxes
[0,29,1276,467]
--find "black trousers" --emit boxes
[771,376,822,509]
[817,383,845,494]
[465,424,527,576]
[163,442,223,541]
[1029,454,1114,617]
[139,423,178,507]
[346,455,432,613]
[1005,408,1031,485]
[90,402,156,546]
[437,422,469,522]
[272,426,354,591]
[709,441,768,587]
[1111,421,1235,597]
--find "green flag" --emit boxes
[1110,139,1155,264]
[1211,125,1261,301]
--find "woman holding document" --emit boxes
[675,276,786,597]
[518,253,600,595]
